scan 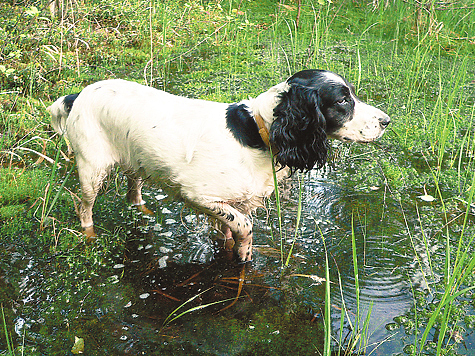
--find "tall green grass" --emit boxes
[1,305,15,356]
[35,142,75,234]
[270,170,375,353]
[412,169,475,354]
[269,3,475,352]
[321,227,332,356]
[365,3,475,353]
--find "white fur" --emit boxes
[48,96,70,135]
[322,71,389,142]
[329,97,389,142]
[47,79,290,261]
[249,82,290,126]
[65,80,279,206]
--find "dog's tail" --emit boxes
[47,93,80,136]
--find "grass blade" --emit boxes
[161,288,242,329]
[285,172,304,266]
[320,227,331,356]
[350,213,360,331]
[1,305,14,356]
[271,153,284,267]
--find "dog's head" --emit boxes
[270,69,390,171]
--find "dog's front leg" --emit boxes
[219,224,235,251]
[203,202,253,263]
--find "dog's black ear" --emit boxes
[270,85,329,172]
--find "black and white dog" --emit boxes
[48,69,390,262]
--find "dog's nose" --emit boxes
[379,115,390,129]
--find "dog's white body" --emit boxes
[51,79,286,210]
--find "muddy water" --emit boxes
[2,149,474,355]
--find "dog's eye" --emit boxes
[336,98,348,105]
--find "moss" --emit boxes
[0,203,26,220]
[244,307,324,355]
[0,168,48,206]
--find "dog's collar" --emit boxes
[254,113,278,155]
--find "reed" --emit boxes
[284,173,304,267]
[1,305,14,356]
[160,287,242,331]
[349,213,373,354]
[321,227,331,356]
[35,142,75,232]
[270,152,285,267]
[415,172,475,354]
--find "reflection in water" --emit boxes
[123,166,434,353]
[299,169,431,353]
[5,163,465,355]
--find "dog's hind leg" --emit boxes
[76,158,110,240]
[126,174,154,215]
[202,202,253,263]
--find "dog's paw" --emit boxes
[83,225,97,243]
[136,204,155,216]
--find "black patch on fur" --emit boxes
[63,93,80,114]
[226,103,267,150]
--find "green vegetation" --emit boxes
[1,0,475,355]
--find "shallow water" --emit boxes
[2,147,475,355]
